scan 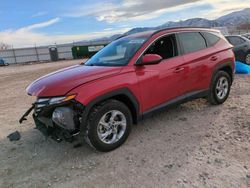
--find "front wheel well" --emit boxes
[111,94,138,124]
[85,92,139,125]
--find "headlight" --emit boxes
[36,94,76,106]
[49,94,76,105]
[49,96,68,105]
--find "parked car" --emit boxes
[242,33,250,40]
[225,35,250,65]
[20,28,235,152]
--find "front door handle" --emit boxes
[174,67,184,73]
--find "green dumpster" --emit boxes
[72,45,106,59]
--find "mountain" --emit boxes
[216,8,250,26]
[123,27,156,35]
[122,8,250,35]
[80,8,250,43]
[160,18,221,28]
[119,18,222,36]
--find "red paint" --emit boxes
[27,28,235,114]
[27,65,122,96]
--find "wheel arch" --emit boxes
[81,88,140,126]
[211,61,234,85]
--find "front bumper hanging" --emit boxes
[19,104,35,124]
[19,99,85,142]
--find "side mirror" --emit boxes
[139,54,162,65]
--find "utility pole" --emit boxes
[34,43,39,62]
[12,45,17,64]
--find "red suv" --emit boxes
[20,28,235,151]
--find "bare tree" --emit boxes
[0,43,11,50]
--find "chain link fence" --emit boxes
[0,44,73,64]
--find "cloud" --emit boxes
[31,11,48,18]
[1,0,249,48]
[66,0,200,23]
[0,17,131,47]
[199,0,250,19]
[21,17,60,31]
[66,0,250,23]
[104,28,115,31]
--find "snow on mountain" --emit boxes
[216,8,250,26]
[85,8,250,42]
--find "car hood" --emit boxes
[27,65,122,97]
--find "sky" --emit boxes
[0,0,249,47]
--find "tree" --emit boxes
[0,43,11,50]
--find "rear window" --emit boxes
[202,32,220,46]
[178,32,207,54]
[226,36,245,46]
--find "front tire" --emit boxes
[85,100,132,152]
[208,71,231,105]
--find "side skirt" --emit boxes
[140,89,209,120]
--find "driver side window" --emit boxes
[145,34,178,60]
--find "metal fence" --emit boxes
[0,44,73,64]
[0,40,111,64]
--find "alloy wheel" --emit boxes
[215,76,229,100]
[245,54,250,65]
[97,110,127,144]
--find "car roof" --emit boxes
[225,35,240,37]
[225,35,250,41]
[125,27,221,39]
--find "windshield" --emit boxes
[85,37,147,66]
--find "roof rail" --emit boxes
[151,26,213,36]
[114,26,216,41]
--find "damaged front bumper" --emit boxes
[19,97,85,142]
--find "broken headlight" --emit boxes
[35,94,76,113]
[37,94,76,106]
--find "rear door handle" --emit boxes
[210,56,218,61]
[174,67,184,73]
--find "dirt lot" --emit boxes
[0,60,249,188]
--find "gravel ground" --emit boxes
[0,60,249,188]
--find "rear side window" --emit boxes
[178,32,207,54]
[202,32,220,46]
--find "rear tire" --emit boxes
[245,53,250,65]
[207,71,231,105]
[85,100,132,152]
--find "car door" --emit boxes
[227,36,246,62]
[135,34,187,112]
[176,32,212,93]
